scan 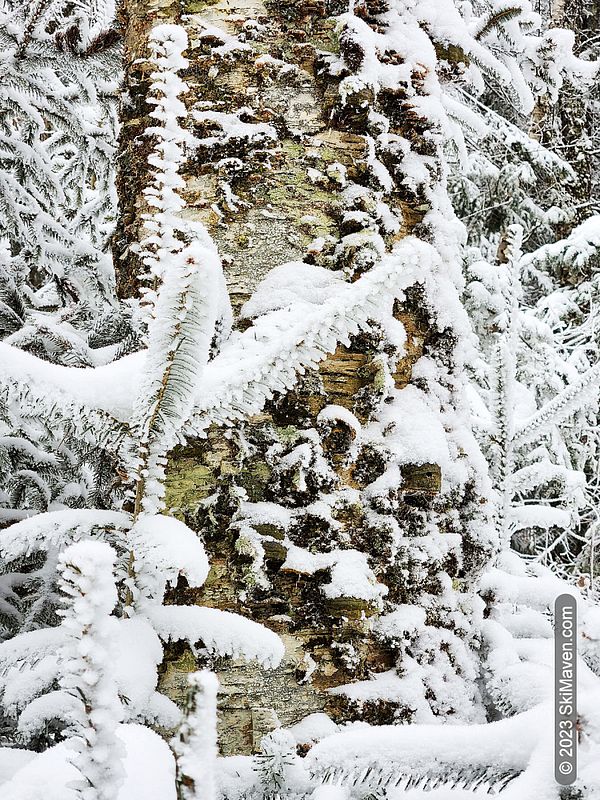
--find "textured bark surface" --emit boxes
[116,0,428,304]
[118,0,490,756]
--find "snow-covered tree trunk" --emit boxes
[117,1,495,755]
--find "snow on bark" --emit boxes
[145,605,285,668]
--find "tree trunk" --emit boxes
[117,0,494,755]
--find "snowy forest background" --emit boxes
[1,0,600,797]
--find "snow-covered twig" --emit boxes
[130,24,228,515]
[513,360,600,447]
[172,670,218,800]
[57,541,125,800]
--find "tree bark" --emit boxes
[117,0,493,756]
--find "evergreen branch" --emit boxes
[14,0,55,59]
[0,364,131,457]
[131,243,220,515]
[455,87,575,178]
[307,707,545,794]
[520,215,600,272]
[474,8,523,42]
[318,763,519,793]
[131,25,224,516]
[187,236,448,435]
[171,670,218,800]
[512,361,600,448]
[0,509,131,563]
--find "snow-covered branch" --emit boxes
[130,24,229,514]
[57,541,125,800]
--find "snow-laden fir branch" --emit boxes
[186,234,470,435]
[474,7,524,42]
[0,0,119,291]
[306,706,544,793]
[513,359,600,448]
[171,670,218,800]
[521,214,600,273]
[136,24,195,323]
[454,86,576,178]
[130,236,221,515]
[0,509,131,563]
[492,224,523,543]
[0,372,130,460]
[130,24,228,516]
[57,541,125,800]
[0,341,135,451]
[145,604,284,668]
